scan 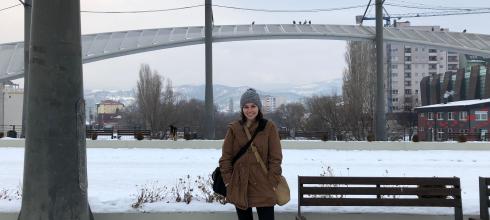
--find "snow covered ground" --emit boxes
[1,146,490,215]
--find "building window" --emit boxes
[405,56,412,62]
[437,112,444,120]
[404,81,411,86]
[475,111,488,121]
[404,48,411,53]
[392,90,399,95]
[428,112,434,120]
[429,49,437,53]
[439,64,444,68]
[392,98,398,102]
[420,113,425,117]
[459,111,468,121]
[429,64,437,70]
[448,112,455,120]
[404,72,411,78]
[415,90,419,94]
[405,89,412,94]
[429,56,437,61]
[405,64,412,70]
[391,64,398,69]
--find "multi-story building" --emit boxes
[420,65,490,105]
[386,21,459,112]
[262,95,276,114]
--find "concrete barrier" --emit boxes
[1,139,490,150]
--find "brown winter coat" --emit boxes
[219,119,283,210]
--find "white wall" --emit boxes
[3,87,23,131]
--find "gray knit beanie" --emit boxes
[240,88,262,109]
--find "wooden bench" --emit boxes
[297,176,463,220]
[478,177,490,220]
[116,129,151,140]
[86,129,114,139]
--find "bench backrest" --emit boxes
[298,176,462,220]
[117,129,151,135]
[86,129,113,135]
[480,177,490,220]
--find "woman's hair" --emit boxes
[240,108,263,124]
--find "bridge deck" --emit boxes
[1,24,490,82]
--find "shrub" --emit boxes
[131,181,169,209]
[412,134,419,142]
[135,132,144,141]
[457,134,467,143]
[0,132,4,138]
[367,133,375,142]
[90,133,97,140]
[184,133,192,140]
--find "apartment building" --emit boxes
[386,21,459,112]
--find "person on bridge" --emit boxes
[219,88,284,220]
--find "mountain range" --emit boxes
[84,79,342,112]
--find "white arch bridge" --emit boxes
[1,23,490,82]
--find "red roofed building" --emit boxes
[415,99,490,141]
[95,100,124,128]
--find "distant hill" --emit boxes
[84,78,342,112]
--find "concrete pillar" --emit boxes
[468,65,479,99]
[453,68,464,101]
[21,0,32,138]
[18,0,92,219]
[375,0,386,140]
[204,0,215,139]
[485,64,490,98]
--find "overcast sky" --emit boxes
[1,0,489,90]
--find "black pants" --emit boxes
[235,206,274,220]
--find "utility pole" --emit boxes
[375,0,386,140]
[21,0,32,138]
[18,0,93,219]
[204,0,215,139]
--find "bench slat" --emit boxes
[299,176,460,185]
[301,186,460,196]
[300,198,458,207]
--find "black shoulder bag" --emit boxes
[212,119,268,196]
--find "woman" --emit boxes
[219,88,283,220]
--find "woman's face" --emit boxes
[242,103,259,121]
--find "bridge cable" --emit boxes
[81,4,204,14]
[212,4,371,13]
[0,3,21,12]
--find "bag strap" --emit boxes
[243,122,269,175]
[231,118,268,165]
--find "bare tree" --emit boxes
[342,41,376,140]
[136,64,162,133]
[159,79,177,132]
[276,103,306,132]
[305,95,345,140]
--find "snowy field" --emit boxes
[1,146,490,215]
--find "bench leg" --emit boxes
[454,206,463,220]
